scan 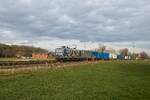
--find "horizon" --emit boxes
[1,41,150,56]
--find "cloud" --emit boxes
[0,0,150,51]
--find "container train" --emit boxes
[55,46,111,61]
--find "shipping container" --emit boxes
[109,53,117,60]
[97,52,109,60]
[91,52,109,60]
[117,55,124,60]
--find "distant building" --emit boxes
[32,53,48,59]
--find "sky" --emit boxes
[0,0,150,54]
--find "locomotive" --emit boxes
[55,46,91,61]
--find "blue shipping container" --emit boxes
[91,51,98,57]
[90,51,109,60]
[96,53,109,60]
[117,55,124,60]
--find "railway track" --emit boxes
[0,60,96,69]
[0,60,56,69]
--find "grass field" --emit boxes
[0,60,150,100]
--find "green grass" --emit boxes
[0,61,150,100]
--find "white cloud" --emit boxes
[0,30,16,39]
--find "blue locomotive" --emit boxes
[55,46,110,61]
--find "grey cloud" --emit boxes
[0,0,150,44]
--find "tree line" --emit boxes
[0,43,48,58]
